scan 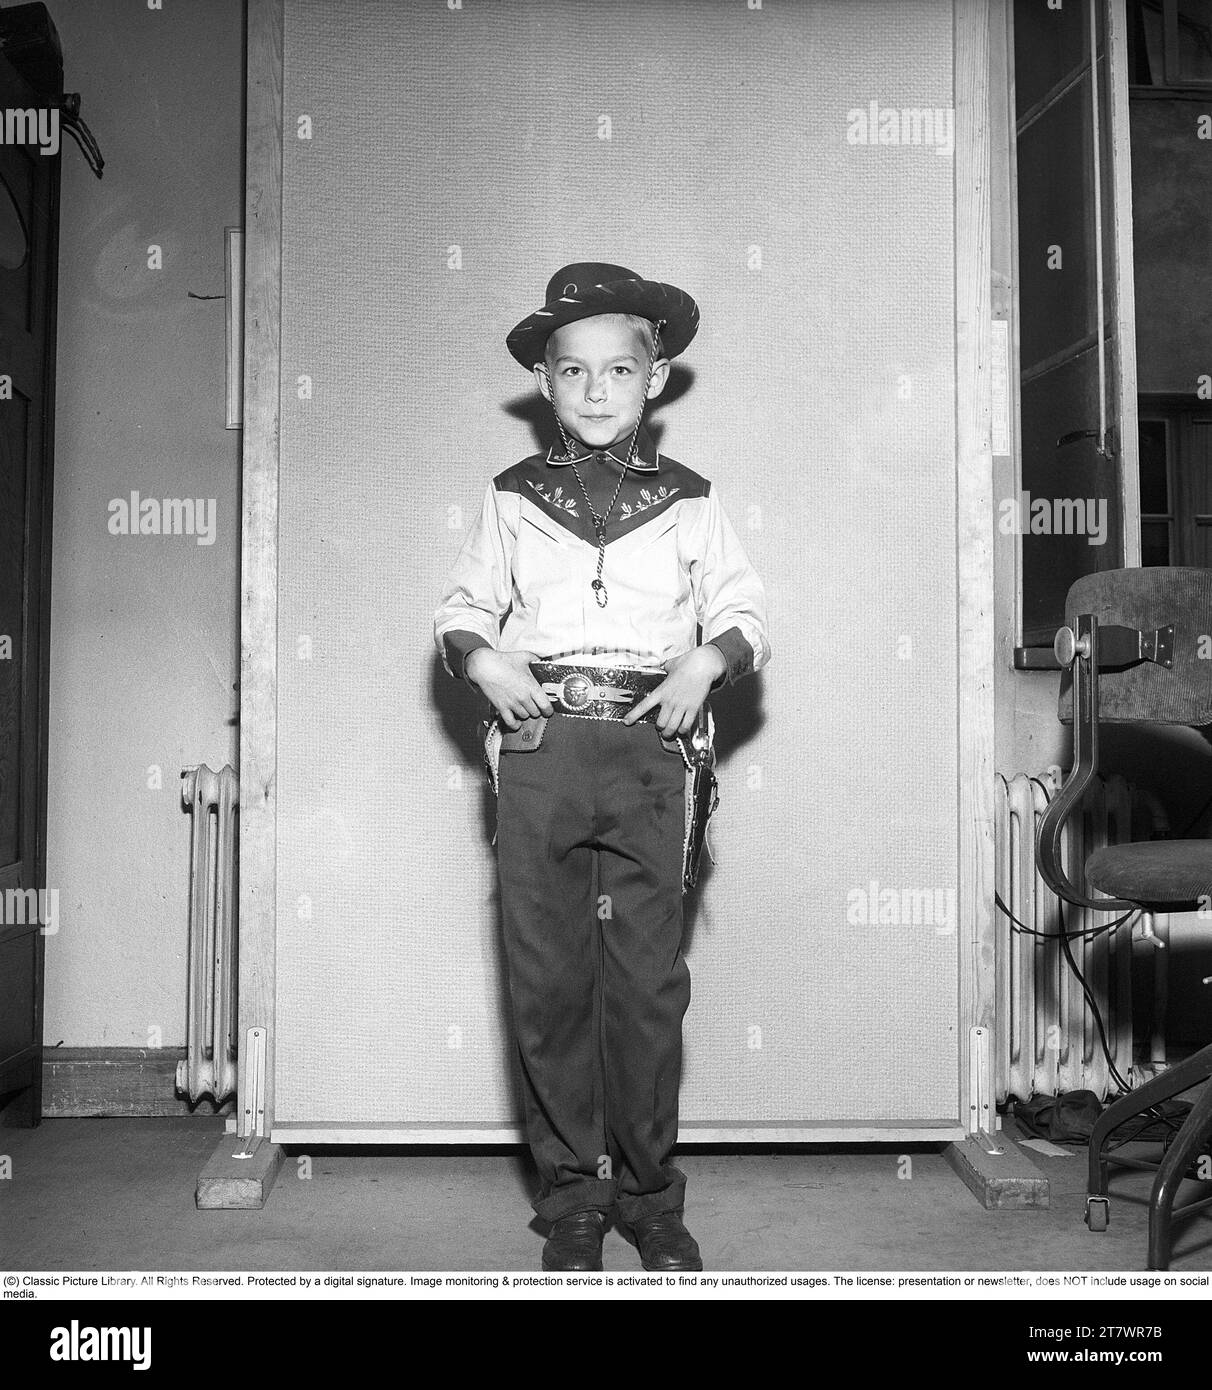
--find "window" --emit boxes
[1138,407,1212,565]
[1129,0,1212,86]
[1138,417,1172,564]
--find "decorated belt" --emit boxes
[530,661,665,722]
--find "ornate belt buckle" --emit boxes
[556,673,593,711]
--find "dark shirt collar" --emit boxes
[546,424,659,472]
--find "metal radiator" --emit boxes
[178,765,239,1104]
[995,768,1170,1103]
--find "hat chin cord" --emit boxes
[538,320,665,609]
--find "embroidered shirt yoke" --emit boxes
[433,428,771,685]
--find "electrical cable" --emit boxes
[1055,897,1136,1098]
[993,889,1137,943]
[991,784,1185,1140]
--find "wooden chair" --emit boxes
[1035,567,1212,1270]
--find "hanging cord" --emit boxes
[57,93,104,177]
[548,401,579,464]
[540,318,665,607]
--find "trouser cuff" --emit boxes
[532,1178,618,1224]
[615,1171,687,1225]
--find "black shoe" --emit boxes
[541,1209,609,1271]
[631,1210,703,1271]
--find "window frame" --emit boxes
[1137,399,1212,566]
[1129,0,1212,91]
[1137,412,1175,563]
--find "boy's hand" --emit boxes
[623,645,726,736]
[464,648,554,730]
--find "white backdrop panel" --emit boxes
[274,0,960,1127]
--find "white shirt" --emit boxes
[434,433,771,685]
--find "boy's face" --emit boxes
[534,315,670,453]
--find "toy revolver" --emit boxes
[675,702,719,893]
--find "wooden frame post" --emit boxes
[954,0,998,1138]
[945,0,1048,1208]
[193,0,286,1207]
[1106,0,1142,565]
[237,0,284,1143]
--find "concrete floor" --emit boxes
[2,1117,1211,1272]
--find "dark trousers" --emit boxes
[496,713,690,1224]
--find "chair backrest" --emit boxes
[1058,567,1212,725]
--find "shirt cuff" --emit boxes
[705,626,756,688]
[442,630,493,680]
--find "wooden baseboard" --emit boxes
[42,1047,234,1117]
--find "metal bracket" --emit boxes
[1095,622,1174,670]
[239,1026,267,1145]
[1052,621,1174,672]
[1056,425,1117,461]
[968,1026,1004,1153]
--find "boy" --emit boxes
[433,262,770,1272]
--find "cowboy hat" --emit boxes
[506,261,700,369]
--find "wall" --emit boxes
[42,0,243,1046]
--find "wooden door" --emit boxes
[0,28,62,1126]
